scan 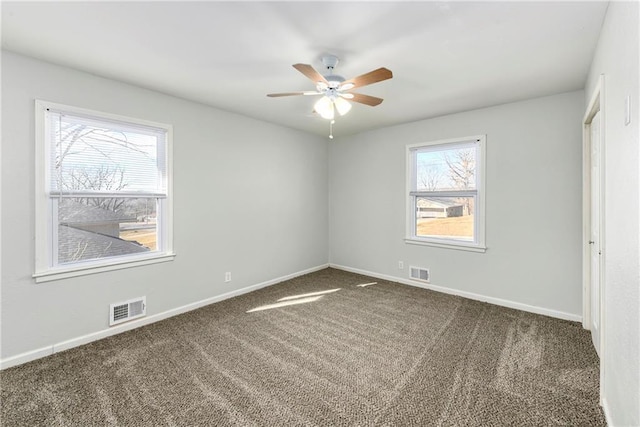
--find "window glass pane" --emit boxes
[48,111,165,193]
[415,196,474,241]
[57,197,157,264]
[415,144,476,191]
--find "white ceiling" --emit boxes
[2,1,608,137]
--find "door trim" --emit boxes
[582,74,605,405]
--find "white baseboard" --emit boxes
[0,346,54,371]
[329,263,582,323]
[0,263,329,370]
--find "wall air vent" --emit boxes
[410,266,430,283]
[110,297,146,326]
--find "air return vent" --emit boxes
[410,266,430,283]
[110,297,146,326]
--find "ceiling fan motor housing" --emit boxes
[321,55,345,88]
[321,54,339,70]
[324,75,345,89]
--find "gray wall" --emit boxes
[1,51,329,359]
[329,91,585,318]
[585,1,640,424]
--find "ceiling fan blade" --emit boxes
[349,93,384,106]
[341,67,393,90]
[267,91,321,97]
[293,64,329,85]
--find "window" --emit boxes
[406,135,486,252]
[34,101,174,282]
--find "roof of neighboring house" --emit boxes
[58,225,149,264]
[58,200,136,225]
[417,197,464,208]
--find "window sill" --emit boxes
[33,252,176,283]
[404,238,486,253]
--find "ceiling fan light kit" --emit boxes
[333,96,352,116]
[267,55,393,138]
[314,95,335,120]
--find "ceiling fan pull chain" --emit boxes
[329,120,335,139]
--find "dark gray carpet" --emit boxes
[1,268,605,426]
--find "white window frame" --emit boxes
[405,135,486,252]
[34,100,175,282]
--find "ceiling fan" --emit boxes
[267,55,393,121]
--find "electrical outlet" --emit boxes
[398,261,404,269]
[225,272,231,282]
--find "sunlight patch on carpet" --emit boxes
[277,288,341,302]
[357,282,377,288]
[247,296,324,313]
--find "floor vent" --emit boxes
[410,266,430,283]
[110,297,146,326]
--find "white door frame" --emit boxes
[582,74,605,405]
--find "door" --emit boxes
[590,110,601,356]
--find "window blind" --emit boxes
[46,109,167,197]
